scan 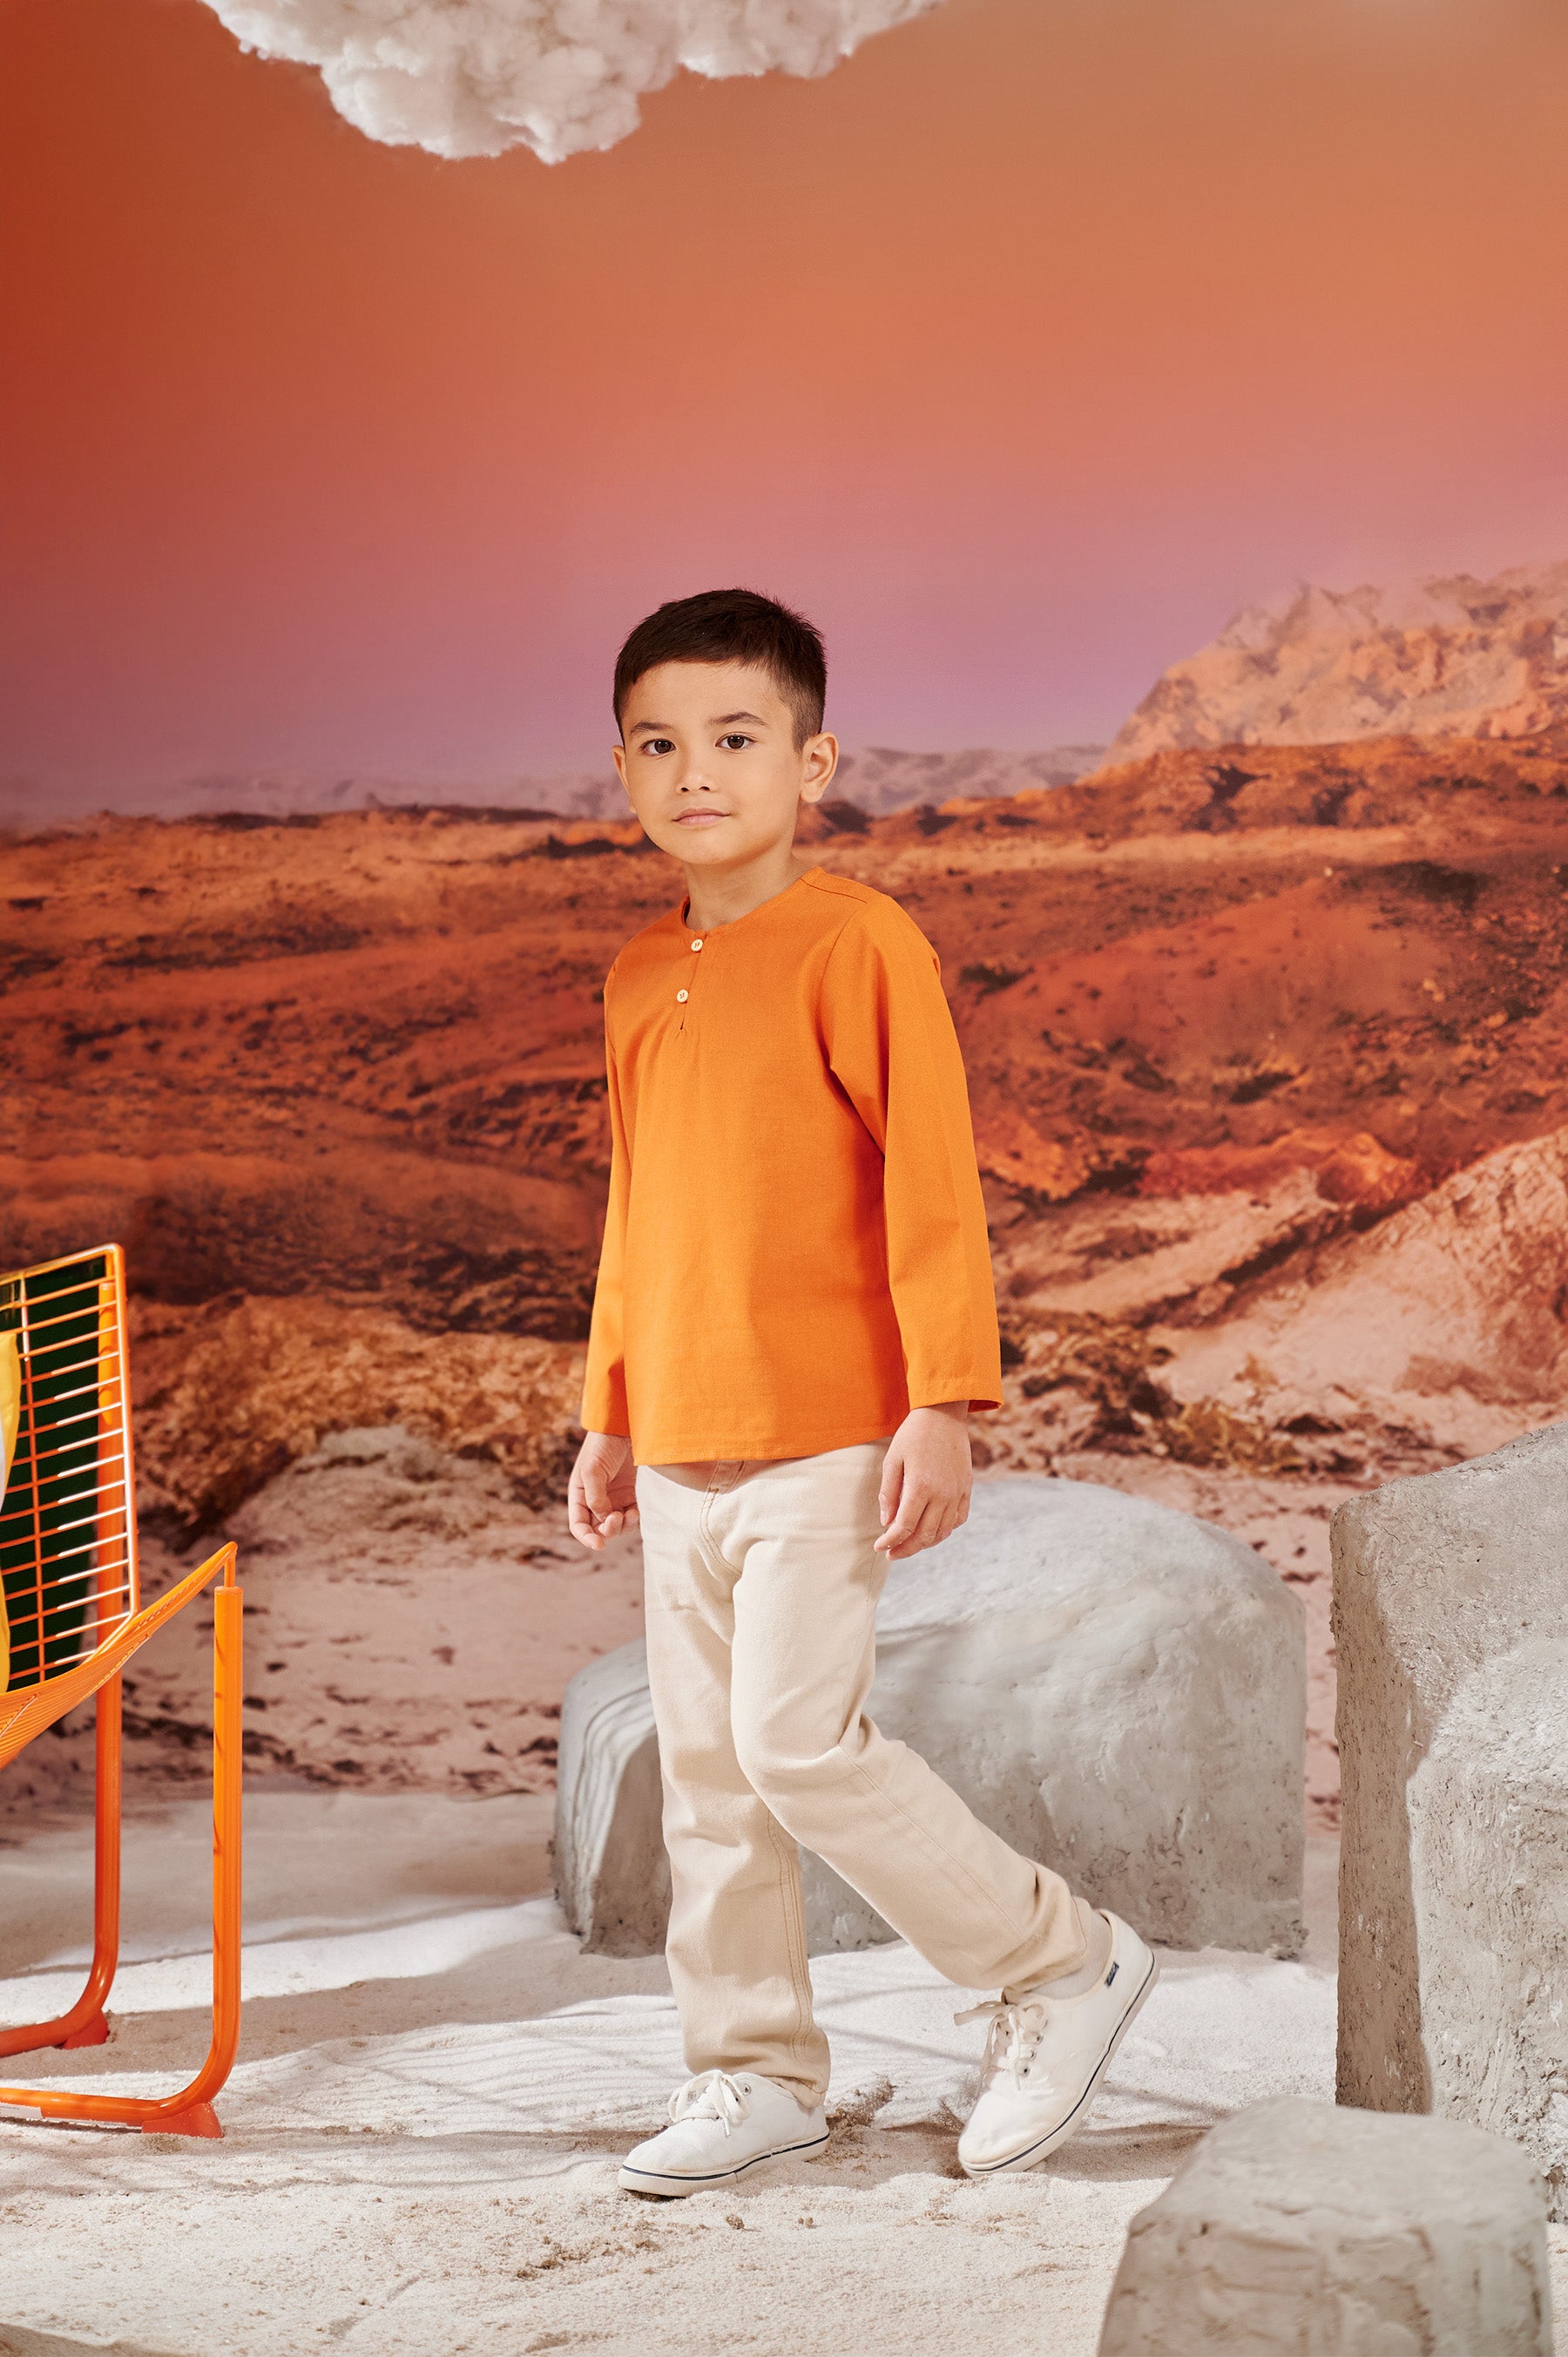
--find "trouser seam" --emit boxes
[761,1806,816,2079]
[709,1480,814,2078]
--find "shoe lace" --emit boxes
[954,1996,1049,2087]
[667,2069,751,2138]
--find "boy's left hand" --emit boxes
[875,1403,972,1559]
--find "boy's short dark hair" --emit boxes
[613,588,828,748]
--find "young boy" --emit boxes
[568,588,1157,2197]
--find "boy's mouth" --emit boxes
[673,810,729,826]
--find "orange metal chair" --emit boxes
[0,1244,243,2138]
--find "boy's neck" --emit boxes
[680,843,818,932]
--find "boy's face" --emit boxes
[613,660,837,872]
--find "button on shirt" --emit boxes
[582,867,1003,1463]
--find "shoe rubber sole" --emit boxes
[618,2129,829,2198]
[958,1947,1161,2179]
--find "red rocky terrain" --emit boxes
[6,731,1568,1825]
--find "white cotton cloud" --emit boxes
[200,0,945,163]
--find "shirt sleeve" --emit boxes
[819,904,1003,1414]
[580,975,632,1438]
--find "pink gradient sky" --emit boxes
[3,0,1567,789]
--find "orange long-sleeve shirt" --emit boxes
[581,867,1002,1463]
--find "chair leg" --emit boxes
[60,1673,124,2047]
[152,1578,243,2139]
[0,1676,123,2062]
[0,1560,244,2137]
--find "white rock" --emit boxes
[552,1636,667,1958]
[1334,1420,1568,2213]
[556,1474,1305,1958]
[1098,2096,1552,2356]
[1409,1640,1568,2218]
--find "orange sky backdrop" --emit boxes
[3,0,1567,789]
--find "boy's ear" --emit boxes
[798,731,839,807]
[612,743,634,807]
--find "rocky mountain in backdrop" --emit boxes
[0,743,1107,831]
[1112,561,1568,762]
[830,742,1108,810]
[14,557,1568,838]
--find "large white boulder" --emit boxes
[1334,1420,1568,2212]
[556,1474,1305,1958]
[1098,2096,1552,2355]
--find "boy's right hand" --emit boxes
[568,1431,639,1551]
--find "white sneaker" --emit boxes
[618,2069,828,2198]
[955,1912,1159,2178]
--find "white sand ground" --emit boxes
[3,1798,1559,2356]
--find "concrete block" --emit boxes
[1334,1421,1568,2210]
[556,1473,1305,1957]
[1098,2096,1552,2356]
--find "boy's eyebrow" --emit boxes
[627,708,771,735]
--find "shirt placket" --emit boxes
[674,925,708,1034]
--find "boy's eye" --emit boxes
[719,734,751,751]
[640,737,676,755]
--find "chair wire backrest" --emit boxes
[0,1247,138,1695]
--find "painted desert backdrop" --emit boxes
[7,567,1568,1832]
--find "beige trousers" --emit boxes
[636,1440,1092,2106]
